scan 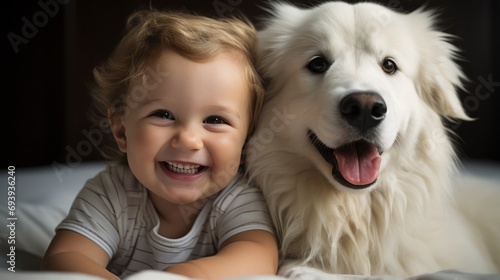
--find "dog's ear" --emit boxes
[257,3,307,80]
[411,9,472,121]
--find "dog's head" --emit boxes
[248,1,470,192]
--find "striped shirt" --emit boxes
[56,164,274,278]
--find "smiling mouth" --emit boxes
[162,162,206,174]
[307,130,382,190]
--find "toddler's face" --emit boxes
[113,50,251,208]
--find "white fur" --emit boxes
[245,1,500,276]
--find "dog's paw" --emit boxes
[278,261,340,280]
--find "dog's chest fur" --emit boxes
[250,124,457,276]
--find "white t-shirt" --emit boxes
[56,164,274,278]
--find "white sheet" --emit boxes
[0,161,499,279]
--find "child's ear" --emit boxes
[108,109,127,152]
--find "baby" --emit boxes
[42,9,278,280]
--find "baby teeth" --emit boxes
[166,162,200,174]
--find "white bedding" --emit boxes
[0,161,499,279]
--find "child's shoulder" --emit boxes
[85,163,141,194]
[211,173,265,213]
[94,163,133,178]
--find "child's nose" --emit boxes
[171,128,203,150]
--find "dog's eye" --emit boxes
[307,56,331,74]
[381,58,397,74]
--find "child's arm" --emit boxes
[42,230,119,280]
[165,229,278,279]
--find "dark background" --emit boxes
[3,0,500,168]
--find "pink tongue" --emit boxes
[334,142,381,186]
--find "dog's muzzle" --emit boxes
[307,130,382,190]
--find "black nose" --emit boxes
[340,92,387,133]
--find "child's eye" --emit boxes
[150,110,174,120]
[204,115,227,124]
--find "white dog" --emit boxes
[245,1,500,277]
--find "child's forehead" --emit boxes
[143,50,245,83]
[130,50,250,96]
[154,49,243,69]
